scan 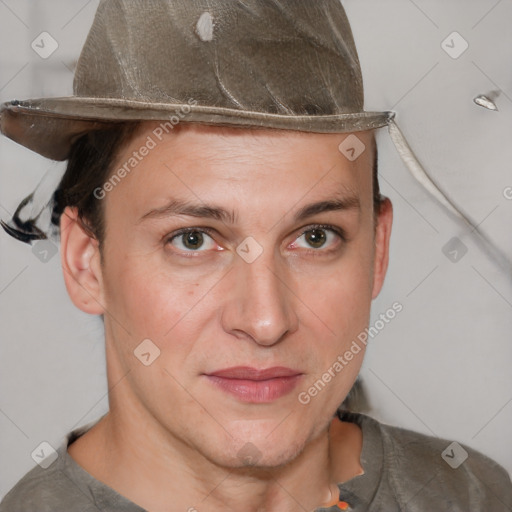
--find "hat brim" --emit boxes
[0,97,395,161]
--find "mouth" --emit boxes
[204,366,303,403]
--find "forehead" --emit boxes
[106,121,376,217]
[126,120,375,153]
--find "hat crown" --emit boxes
[73,0,364,115]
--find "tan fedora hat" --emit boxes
[1,0,490,252]
[0,0,394,162]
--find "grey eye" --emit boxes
[169,230,215,251]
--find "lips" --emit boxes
[208,366,301,380]
[205,366,303,403]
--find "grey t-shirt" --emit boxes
[1,411,511,511]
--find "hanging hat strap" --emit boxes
[388,118,466,220]
[387,118,512,272]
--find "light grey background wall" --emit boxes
[1,0,511,500]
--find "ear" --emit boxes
[371,197,393,299]
[60,206,105,315]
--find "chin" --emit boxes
[206,419,312,470]
[217,438,307,471]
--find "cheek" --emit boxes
[101,249,197,342]
[295,238,374,393]
[314,241,374,322]
[308,270,372,365]
[100,243,232,370]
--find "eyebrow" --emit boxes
[294,195,360,222]
[138,193,360,225]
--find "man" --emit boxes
[1,1,511,511]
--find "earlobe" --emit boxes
[60,206,105,315]
[371,198,393,299]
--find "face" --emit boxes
[63,122,392,469]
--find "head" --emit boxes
[56,120,392,468]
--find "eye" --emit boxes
[290,224,345,251]
[167,228,217,252]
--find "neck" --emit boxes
[70,401,363,512]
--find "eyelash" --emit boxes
[165,224,347,256]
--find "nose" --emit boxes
[221,248,299,347]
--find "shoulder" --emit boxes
[1,417,116,512]
[362,413,512,510]
[0,452,97,512]
[1,418,145,512]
